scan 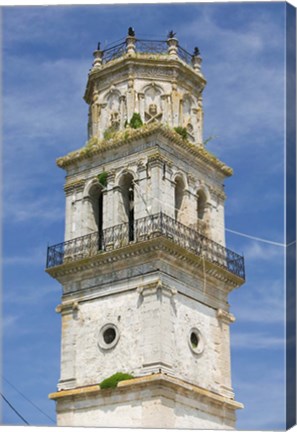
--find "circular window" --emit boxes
[103,327,116,344]
[98,323,120,350]
[188,328,204,355]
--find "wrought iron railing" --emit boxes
[46,213,245,280]
[100,39,195,66]
[135,39,168,54]
[177,45,193,65]
[102,41,126,63]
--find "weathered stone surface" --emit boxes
[49,35,244,429]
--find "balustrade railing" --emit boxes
[100,39,195,66]
[46,212,245,280]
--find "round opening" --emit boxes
[188,328,204,355]
[190,331,199,348]
[103,327,116,344]
[98,323,120,350]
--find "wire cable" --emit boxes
[225,228,285,247]
[133,182,294,248]
[1,392,30,425]
[2,376,55,424]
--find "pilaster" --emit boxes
[217,308,236,399]
[138,281,177,374]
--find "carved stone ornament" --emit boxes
[145,104,162,123]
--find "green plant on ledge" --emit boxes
[103,124,119,140]
[98,172,108,187]
[99,372,134,389]
[174,126,188,140]
[129,113,143,129]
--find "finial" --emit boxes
[128,27,135,37]
[193,46,200,56]
[167,30,176,39]
[97,42,101,51]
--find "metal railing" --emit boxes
[100,39,194,66]
[46,212,245,280]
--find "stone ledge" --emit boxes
[46,236,244,289]
[49,372,243,411]
[56,123,232,178]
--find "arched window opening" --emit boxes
[175,176,185,221]
[197,190,207,221]
[119,173,135,242]
[89,183,104,249]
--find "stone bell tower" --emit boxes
[46,28,245,429]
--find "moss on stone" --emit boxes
[174,126,188,140]
[99,372,134,389]
[98,172,108,187]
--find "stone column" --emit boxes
[191,107,199,144]
[212,195,226,246]
[197,95,204,144]
[126,79,135,121]
[192,54,202,75]
[99,103,107,139]
[119,95,127,128]
[161,94,169,124]
[138,93,145,122]
[147,155,163,215]
[82,196,96,234]
[167,37,178,59]
[64,182,85,240]
[161,163,175,219]
[103,170,116,229]
[183,178,198,227]
[171,79,180,127]
[64,191,73,242]
[90,91,100,138]
[92,49,103,69]
[126,35,136,55]
[135,160,149,220]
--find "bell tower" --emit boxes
[47,28,245,429]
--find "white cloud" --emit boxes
[231,277,285,324]
[3,283,60,306]
[232,330,284,350]
[4,56,89,146]
[179,7,285,152]
[244,241,284,261]
[3,191,65,224]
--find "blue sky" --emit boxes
[1,2,290,429]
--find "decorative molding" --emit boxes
[46,236,244,290]
[49,372,243,412]
[217,308,236,324]
[137,279,177,298]
[56,124,232,178]
[55,301,79,314]
[64,179,86,195]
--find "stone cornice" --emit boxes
[137,279,177,298]
[49,372,243,412]
[46,236,244,289]
[217,308,236,324]
[56,123,232,178]
[64,179,86,195]
[84,53,207,103]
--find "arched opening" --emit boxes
[89,183,104,249]
[175,176,185,221]
[197,190,207,221]
[119,173,135,242]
